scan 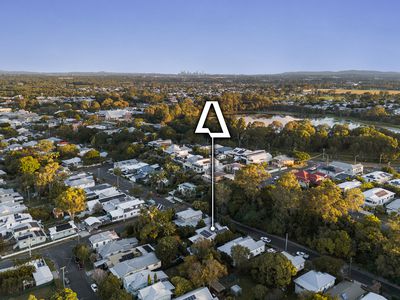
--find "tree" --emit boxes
[50,288,78,300]
[58,144,78,159]
[138,207,176,241]
[251,253,296,288]
[83,149,101,165]
[98,274,131,300]
[37,140,54,153]
[171,276,193,296]
[312,256,344,278]
[19,156,40,175]
[234,163,270,199]
[253,284,269,300]
[231,244,250,269]
[304,180,363,223]
[73,244,91,265]
[155,236,181,266]
[55,187,86,220]
[35,161,60,194]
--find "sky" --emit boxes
[1,0,400,74]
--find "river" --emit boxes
[237,113,400,134]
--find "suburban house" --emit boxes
[89,230,119,249]
[294,271,336,294]
[189,221,229,244]
[0,212,34,237]
[327,280,365,300]
[61,157,82,168]
[177,182,197,196]
[337,180,362,192]
[97,237,139,259]
[174,287,218,300]
[363,188,395,206]
[217,236,265,260]
[295,170,327,187]
[329,161,363,176]
[148,139,172,148]
[386,198,400,215]
[281,251,305,273]
[64,172,95,189]
[174,208,203,227]
[137,281,174,300]
[104,198,145,222]
[243,150,272,164]
[31,259,54,286]
[361,292,388,300]
[362,171,393,184]
[317,165,344,178]
[83,216,102,231]
[110,251,161,279]
[0,202,27,217]
[48,221,77,240]
[14,227,47,249]
[272,155,295,167]
[123,269,169,295]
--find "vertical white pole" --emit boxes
[211,137,215,231]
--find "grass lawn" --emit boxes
[7,283,57,300]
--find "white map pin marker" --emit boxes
[195,101,230,232]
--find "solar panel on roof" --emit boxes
[200,230,213,238]
[183,295,196,300]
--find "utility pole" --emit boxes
[28,237,32,258]
[322,148,325,160]
[60,266,66,288]
[354,155,359,164]
[379,153,383,165]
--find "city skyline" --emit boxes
[1,0,400,74]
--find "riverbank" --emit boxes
[229,110,400,133]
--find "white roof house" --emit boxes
[137,281,174,300]
[48,221,77,240]
[110,252,161,279]
[386,198,400,214]
[89,230,119,249]
[362,171,392,184]
[189,221,229,244]
[243,150,272,164]
[97,237,139,259]
[337,180,362,192]
[281,251,305,272]
[31,259,53,286]
[62,157,82,167]
[123,269,169,295]
[329,161,363,176]
[217,236,265,260]
[64,172,95,189]
[294,271,336,294]
[363,188,395,206]
[174,208,203,227]
[361,292,387,300]
[174,287,218,300]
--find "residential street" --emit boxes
[92,163,400,298]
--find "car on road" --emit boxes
[64,277,70,285]
[296,251,309,259]
[267,248,276,253]
[260,236,271,243]
[91,283,98,293]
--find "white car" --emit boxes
[267,248,276,253]
[296,251,309,259]
[91,283,98,293]
[261,237,271,243]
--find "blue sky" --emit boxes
[1,0,399,74]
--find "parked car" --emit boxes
[260,236,271,243]
[296,251,309,259]
[267,248,276,253]
[64,277,70,285]
[91,283,98,292]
